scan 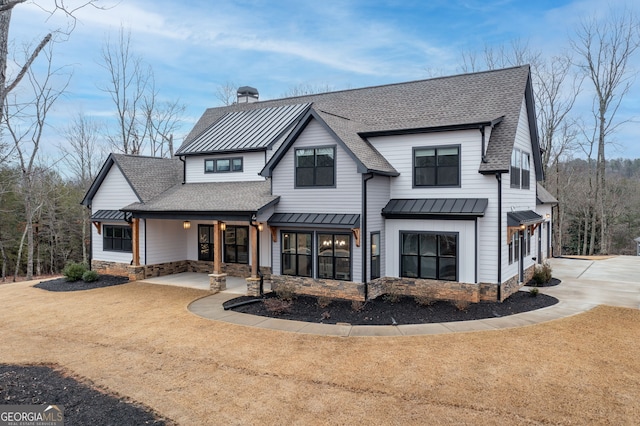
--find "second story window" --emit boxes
[522,152,530,189]
[295,147,335,187]
[414,146,460,187]
[510,149,530,189]
[205,157,243,173]
[510,148,521,188]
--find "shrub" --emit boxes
[529,287,540,297]
[414,295,435,306]
[264,298,292,314]
[82,270,99,282]
[452,299,470,312]
[317,296,332,308]
[351,300,364,312]
[275,283,296,302]
[532,262,553,285]
[63,262,87,282]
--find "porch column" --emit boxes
[250,224,258,278]
[131,218,140,266]
[214,221,222,274]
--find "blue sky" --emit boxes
[9,0,640,162]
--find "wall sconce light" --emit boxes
[219,222,226,231]
[519,224,526,230]
[545,213,550,219]
[183,221,191,230]
[257,223,264,232]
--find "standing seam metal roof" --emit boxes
[176,103,311,155]
[382,198,489,218]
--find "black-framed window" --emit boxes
[224,226,248,264]
[281,232,312,277]
[414,146,460,187]
[525,227,531,256]
[400,232,457,281]
[371,232,381,280]
[318,233,351,281]
[295,147,335,187]
[522,152,530,189]
[103,225,132,252]
[205,157,243,173]
[198,225,214,261]
[510,148,521,188]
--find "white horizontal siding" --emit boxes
[384,219,477,284]
[366,175,390,280]
[91,221,133,264]
[146,220,187,264]
[271,119,362,213]
[185,151,267,183]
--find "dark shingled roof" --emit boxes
[81,154,183,206]
[123,180,279,214]
[268,213,360,228]
[507,210,544,227]
[382,198,489,219]
[180,65,538,176]
[536,183,559,205]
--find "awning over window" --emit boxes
[507,210,543,227]
[91,210,129,222]
[381,198,488,219]
[268,213,360,229]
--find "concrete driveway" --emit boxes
[544,256,640,310]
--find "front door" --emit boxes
[198,224,214,261]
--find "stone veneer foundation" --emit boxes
[271,264,536,303]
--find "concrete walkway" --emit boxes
[186,256,640,336]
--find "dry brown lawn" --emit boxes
[1,281,639,425]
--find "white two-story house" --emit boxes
[82,66,556,302]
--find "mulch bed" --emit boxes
[0,364,173,425]
[526,278,562,287]
[34,275,129,292]
[224,290,559,325]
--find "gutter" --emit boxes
[179,155,186,184]
[362,173,374,300]
[250,215,264,296]
[495,172,502,301]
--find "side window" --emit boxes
[414,146,460,187]
[400,232,457,281]
[317,233,351,280]
[224,226,249,264]
[510,148,521,188]
[522,152,530,189]
[281,232,312,277]
[103,225,132,252]
[370,232,381,280]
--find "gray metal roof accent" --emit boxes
[381,198,488,219]
[176,103,311,155]
[123,180,279,214]
[536,183,558,205]
[182,66,535,175]
[507,210,544,227]
[268,213,360,228]
[91,210,127,222]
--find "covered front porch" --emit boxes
[139,272,271,295]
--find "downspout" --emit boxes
[144,219,147,266]
[474,217,478,284]
[495,172,502,301]
[480,126,487,163]
[88,205,93,271]
[179,155,186,184]
[362,173,374,300]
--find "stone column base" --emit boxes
[209,273,227,293]
[246,277,261,297]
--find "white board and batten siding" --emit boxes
[184,151,267,183]
[271,119,364,282]
[91,165,141,264]
[368,129,499,284]
[503,98,538,281]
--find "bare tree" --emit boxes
[143,76,186,157]
[215,80,238,106]
[3,43,70,280]
[60,112,104,263]
[99,26,151,155]
[571,7,640,254]
[0,0,104,120]
[281,83,334,98]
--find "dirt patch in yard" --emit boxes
[0,281,638,425]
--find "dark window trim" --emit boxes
[294,145,337,189]
[399,231,459,281]
[103,225,132,253]
[522,151,531,190]
[224,225,249,264]
[280,231,313,277]
[198,224,214,261]
[204,157,244,173]
[412,144,461,188]
[317,232,352,281]
[370,231,381,280]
